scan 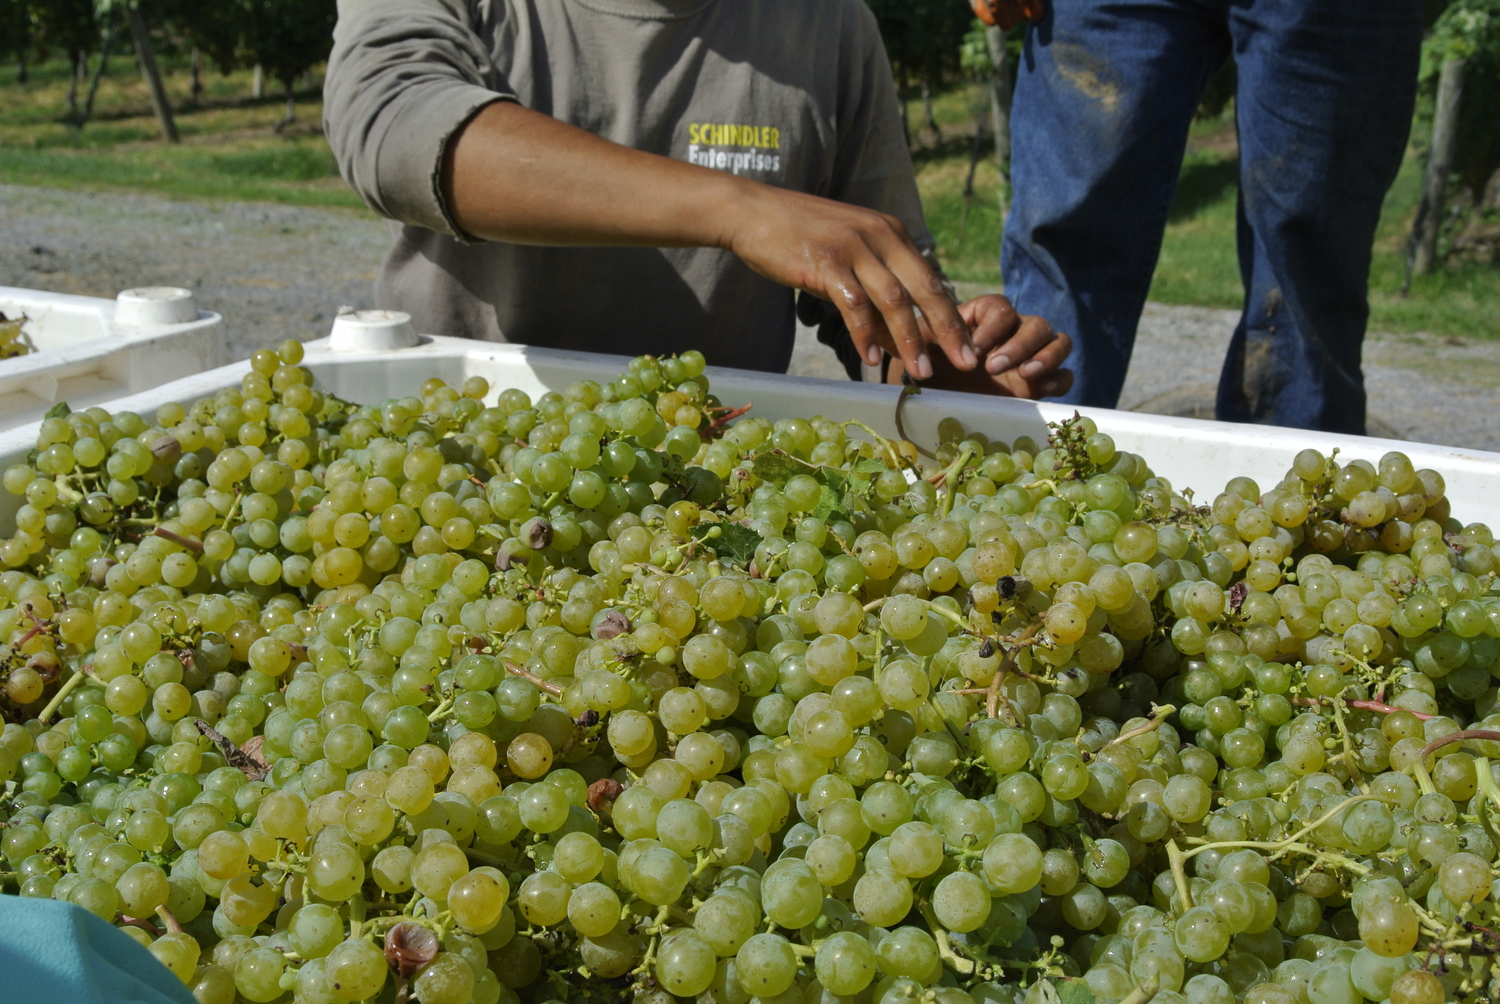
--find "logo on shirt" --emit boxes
[686,122,782,175]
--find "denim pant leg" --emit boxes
[1216,0,1421,433]
[1003,0,1230,408]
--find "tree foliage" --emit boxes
[0,0,337,95]
[865,0,971,92]
[233,0,336,93]
[1422,0,1500,199]
[28,0,97,64]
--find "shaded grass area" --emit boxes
[912,85,1499,339]
[0,57,367,210]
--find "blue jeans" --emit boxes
[1002,0,1421,433]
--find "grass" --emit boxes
[911,83,1500,339]
[0,57,1492,337]
[0,57,364,210]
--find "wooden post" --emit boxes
[1410,57,1465,277]
[126,2,179,143]
[253,63,264,99]
[985,25,1012,219]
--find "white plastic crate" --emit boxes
[0,285,224,432]
[0,309,1494,536]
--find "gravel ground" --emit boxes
[2,183,1495,451]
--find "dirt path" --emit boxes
[3,183,1495,452]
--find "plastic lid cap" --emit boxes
[329,309,420,352]
[115,287,199,327]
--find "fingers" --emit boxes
[829,271,889,369]
[849,257,935,379]
[961,295,1021,355]
[985,315,1067,375]
[995,365,1073,399]
[883,254,977,375]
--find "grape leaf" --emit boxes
[750,449,814,485]
[692,521,763,568]
[43,402,70,420]
[811,483,845,522]
[1056,979,1099,1004]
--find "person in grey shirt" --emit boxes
[324,0,1071,397]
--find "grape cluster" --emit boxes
[0,311,30,360]
[0,339,1496,1004]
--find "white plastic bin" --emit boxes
[0,285,224,432]
[0,319,1494,535]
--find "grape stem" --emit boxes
[842,419,908,470]
[934,445,977,518]
[1292,695,1435,721]
[1118,976,1160,1004]
[1329,699,1367,793]
[151,526,204,555]
[1412,758,1437,795]
[893,383,937,460]
[698,402,752,440]
[218,490,243,531]
[1181,792,1381,864]
[153,905,183,933]
[1475,756,1500,816]
[341,893,366,940]
[917,901,974,975]
[116,914,162,937]
[1418,729,1500,761]
[1095,703,1176,756]
[925,601,969,631]
[1165,839,1192,912]
[35,666,88,724]
[502,660,563,696]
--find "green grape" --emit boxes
[517,870,571,926]
[235,946,287,1003]
[567,881,622,938]
[289,903,345,959]
[656,931,717,997]
[1175,906,1230,963]
[736,933,798,997]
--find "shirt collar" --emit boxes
[565,0,720,19]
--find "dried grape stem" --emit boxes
[699,402,752,440]
[894,382,937,460]
[502,660,563,696]
[1418,729,1500,760]
[152,527,204,554]
[116,915,162,937]
[1293,695,1435,720]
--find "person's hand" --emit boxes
[443,102,982,381]
[886,294,1073,399]
[972,0,1046,30]
[721,185,979,382]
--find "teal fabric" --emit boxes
[0,896,196,1004]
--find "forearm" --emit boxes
[442,100,752,249]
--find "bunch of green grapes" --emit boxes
[0,337,1497,1004]
[0,311,32,360]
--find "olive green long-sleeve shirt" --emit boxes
[324,0,931,373]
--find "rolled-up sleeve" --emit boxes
[324,0,515,240]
